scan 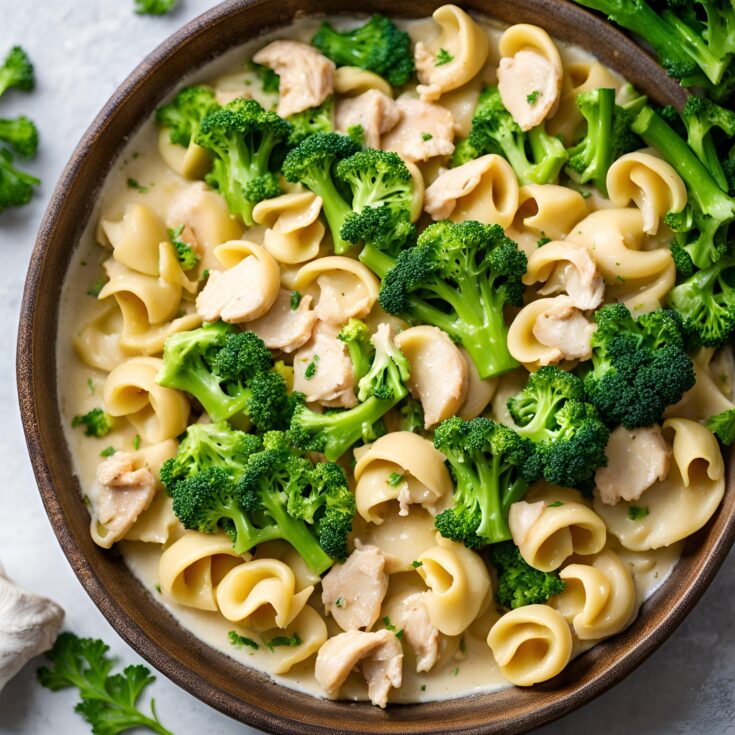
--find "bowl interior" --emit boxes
[17,1,731,734]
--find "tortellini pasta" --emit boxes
[333,66,393,97]
[100,204,169,276]
[514,184,589,241]
[158,130,211,180]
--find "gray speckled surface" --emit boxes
[0,2,733,733]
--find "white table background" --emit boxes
[0,2,733,733]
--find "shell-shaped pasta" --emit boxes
[252,192,325,264]
[215,558,314,630]
[415,4,490,102]
[269,604,328,675]
[515,184,589,240]
[612,260,677,316]
[353,431,453,523]
[498,24,563,76]
[416,536,491,636]
[74,303,128,372]
[551,548,636,640]
[101,204,169,276]
[487,604,572,686]
[423,154,519,228]
[292,256,380,325]
[334,66,393,97]
[607,151,688,235]
[666,362,734,422]
[395,326,469,428]
[509,499,607,571]
[157,129,211,180]
[406,161,425,223]
[158,532,247,611]
[458,347,498,419]
[104,357,190,443]
[593,418,725,550]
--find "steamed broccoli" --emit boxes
[378,220,526,379]
[287,98,335,146]
[0,46,34,98]
[397,397,425,434]
[450,136,482,168]
[290,325,410,461]
[667,255,735,347]
[467,86,568,185]
[583,304,695,429]
[134,0,177,14]
[632,105,735,270]
[0,116,38,158]
[157,321,293,427]
[155,85,219,148]
[312,15,415,87]
[508,366,609,493]
[71,408,112,438]
[705,407,735,446]
[433,417,539,549]
[337,318,372,382]
[0,148,39,211]
[196,98,290,225]
[490,541,565,609]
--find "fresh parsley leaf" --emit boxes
[335,597,346,608]
[386,472,404,487]
[452,666,460,676]
[547,501,564,507]
[201,268,210,282]
[537,236,552,247]
[266,634,302,652]
[290,291,302,310]
[411,560,423,568]
[71,408,111,438]
[126,177,149,193]
[304,355,319,379]
[154,584,161,593]
[435,48,454,66]
[87,378,95,395]
[133,434,141,451]
[100,446,116,458]
[527,90,540,104]
[421,132,433,141]
[628,505,650,521]
[382,616,404,639]
[228,631,260,650]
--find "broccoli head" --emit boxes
[287,97,335,146]
[705,407,735,446]
[0,147,39,212]
[433,417,539,549]
[155,85,219,148]
[489,541,565,609]
[379,220,526,379]
[311,15,415,87]
[337,318,372,383]
[0,46,34,98]
[196,98,290,225]
[584,304,695,429]
[0,116,38,158]
[71,408,112,438]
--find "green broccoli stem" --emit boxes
[474,453,513,543]
[513,391,562,443]
[358,244,395,278]
[527,127,567,184]
[159,367,248,422]
[308,170,353,254]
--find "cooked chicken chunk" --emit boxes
[335,90,401,149]
[533,246,605,311]
[293,322,356,408]
[532,298,595,363]
[497,50,561,131]
[246,289,317,353]
[398,593,440,673]
[195,251,279,324]
[253,41,335,118]
[381,98,455,163]
[314,629,403,708]
[596,425,672,505]
[321,545,388,631]
[92,452,156,549]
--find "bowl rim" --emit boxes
[16,1,733,734]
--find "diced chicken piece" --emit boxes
[497,50,561,131]
[532,299,595,363]
[532,246,605,311]
[92,453,156,549]
[246,289,317,353]
[293,322,357,408]
[321,545,388,631]
[596,425,672,505]
[399,593,439,673]
[381,98,455,163]
[0,565,65,693]
[508,500,545,546]
[196,252,279,324]
[424,155,500,220]
[335,90,401,149]
[314,629,403,708]
[395,325,468,428]
[253,41,335,118]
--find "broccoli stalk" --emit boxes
[290,324,410,461]
[196,98,290,226]
[0,116,38,158]
[337,318,372,382]
[0,46,34,98]
[311,15,415,87]
[155,85,219,148]
[433,417,539,549]
[508,366,609,493]
[378,220,526,379]
[631,105,735,270]
[490,541,565,609]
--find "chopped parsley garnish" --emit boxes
[616,274,626,283]
[435,48,454,66]
[100,446,116,458]
[335,597,346,608]
[452,666,460,676]
[201,268,210,282]
[537,236,552,247]
[168,225,200,271]
[386,472,404,487]
[126,177,149,193]
[459,637,467,654]
[304,355,319,379]
[86,277,106,297]
[71,408,111,438]
[411,560,423,568]
[87,378,95,395]
[527,90,541,104]
[228,631,260,650]
[628,505,650,521]
[547,501,564,507]
[154,584,161,593]
[133,434,141,451]
[420,684,427,691]
[290,290,302,310]
[421,132,433,141]
[266,633,302,651]
[382,616,404,639]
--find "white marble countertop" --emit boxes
[0,2,733,733]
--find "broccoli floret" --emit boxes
[667,256,735,347]
[467,86,568,185]
[337,318,372,382]
[583,304,695,429]
[196,98,290,226]
[0,148,39,211]
[248,60,280,94]
[290,325,410,460]
[287,98,334,146]
[379,220,526,379]
[632,105,735,270]
[168,225,200,271]
[72,408,112,438]
[397,397,425,434]
[489,541,565,609]
[450,137,482,167]
[0,116,38,158]
[159,421,262,492]
[155,85,219,148]
[134,0,178,14]
[312,15,415,87]
[508,366,609,493]
[157,322,293,428]
[282,132,359,253]
[0,46,34,98]
[433,417,539,549]
[705,407,735,446]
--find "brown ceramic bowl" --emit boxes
[16,1,734,733]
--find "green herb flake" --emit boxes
[459,637,467,654]
[201,268,210,282]
[420,684,427,692]
[155,584,161,593]
[127,177,149,193]
[628,505,650,521]
[526,90,541,105]
[71,408,111,438]
[290,291,302,310]
[304,355,320,380]
[100,446,116,458]
[537,236,552,247]
[548,501,564,507]
[87,378,95,395]
[386,472,404,487]
[435,48,454,66]
[335,597,346,608]
[411,560,423,568]
[266,634,302,652]
[382,616,404,639]
[616,274,626,283]
[421,132,433,141]
[452,667,460,676]
[86,278,106,298]
[133,434,141,451]
[228,631,260,650]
